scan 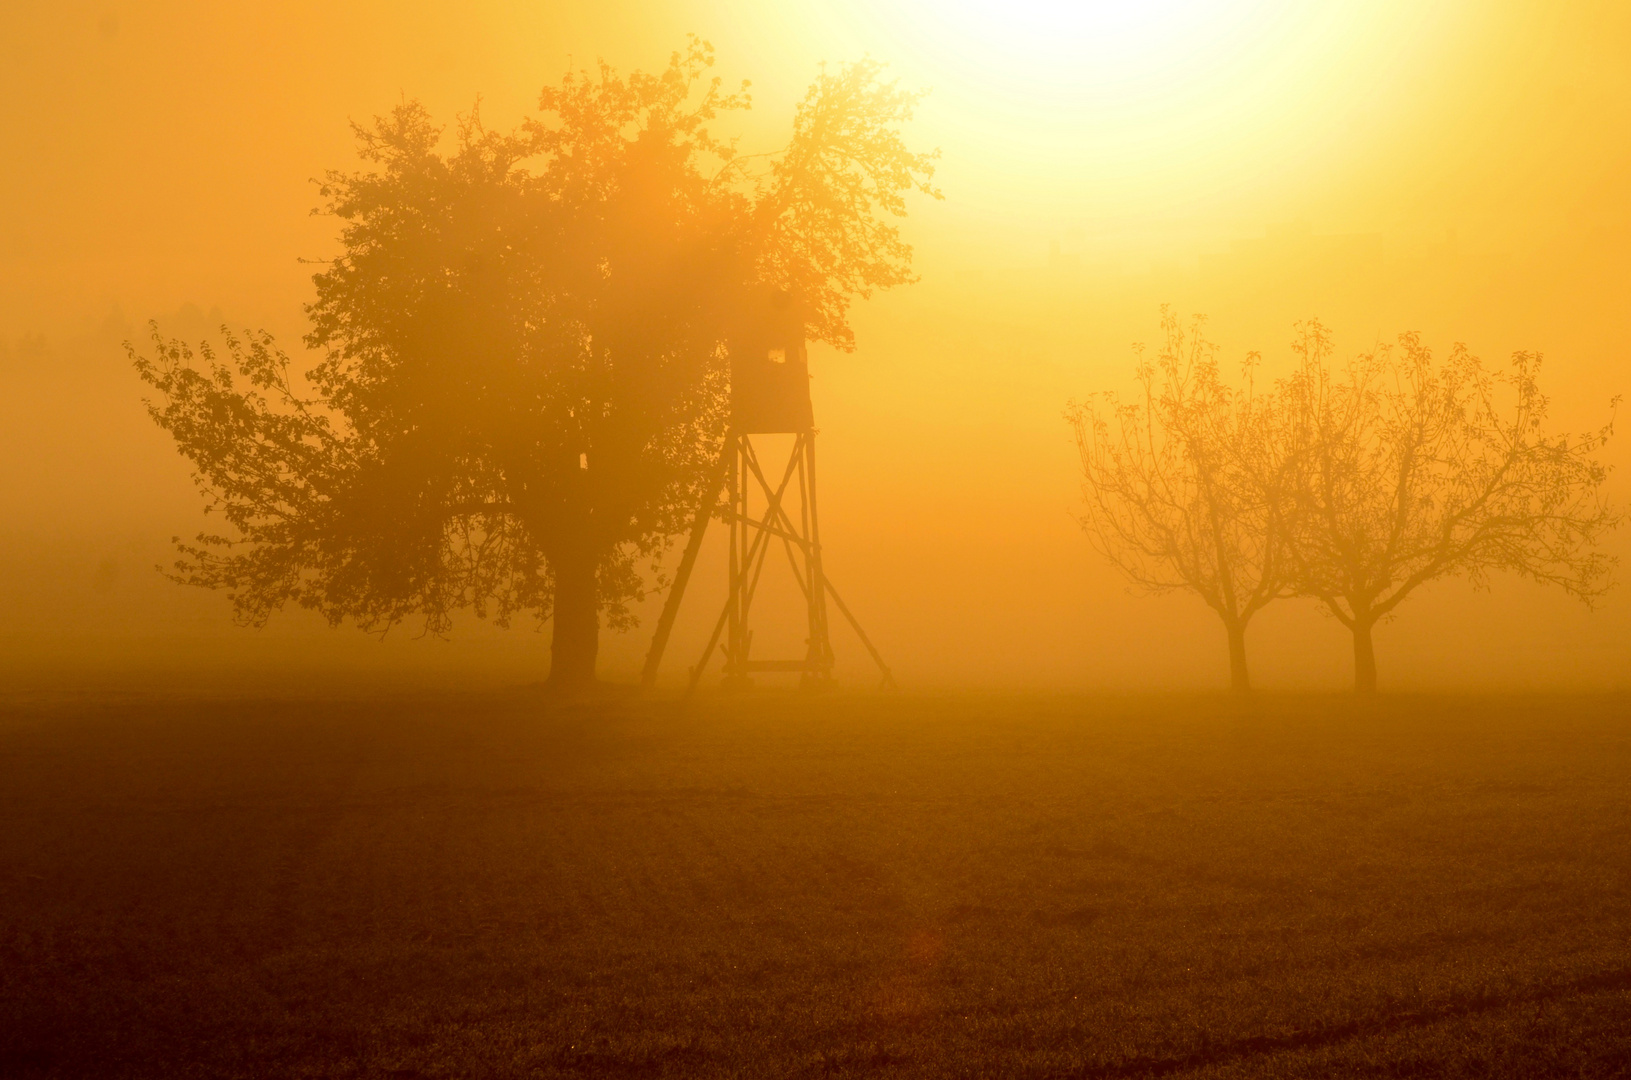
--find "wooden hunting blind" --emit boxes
[641,289,893,692]
[730,289,814,435]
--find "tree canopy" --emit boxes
[1071,312,1618,693]
[1276,323,1619,692]
[1068,308,1292,692]
[134,41,939,688]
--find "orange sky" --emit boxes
[3,1,1629,691]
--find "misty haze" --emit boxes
[3,2,1629,1077]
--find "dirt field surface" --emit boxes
[2,689,1629,1078]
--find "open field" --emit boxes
[2,689,1629,1078]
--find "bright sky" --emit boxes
[5,0,1627,325]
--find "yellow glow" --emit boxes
[915,0,1267,76]
[778,0,1470,265]
[866,0,1312,101]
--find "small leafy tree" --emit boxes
[133,42,939,689]
[1276,323,1619,692]
[1068,309,1293,691]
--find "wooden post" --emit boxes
[725,433,745,685]
[641,443,730,689]
[802,433,833,683]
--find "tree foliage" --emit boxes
[1070,311,1619,693]
[1067,308,1292,691]
[133,41,939,687]
[1277,323,1619,691]
[757,60,940,350]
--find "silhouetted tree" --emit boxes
[1068,309,1293,692]
[133,42,938,689]
[1276,322,1619,693]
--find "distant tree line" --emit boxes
[1068,307,1620,692]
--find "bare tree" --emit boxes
[1068,309,1293,692]
[1277,323,1619,692]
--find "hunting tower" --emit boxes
[641,290,893,692]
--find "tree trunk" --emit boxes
[1226,619,1250,694]
[548,543,599,691]
[1352,618,1378,694]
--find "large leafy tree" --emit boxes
[1068,309,1293,692]
[133,42,939,688]
[1276,323,1619,692]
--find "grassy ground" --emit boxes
[1,689,1629,1078]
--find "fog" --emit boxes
[4,0,1628,692]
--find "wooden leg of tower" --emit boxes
[685,597,732,700]
[724,434,745,687]
[642,441,731,689]
[824,576,896,690]
[802,432,834,687]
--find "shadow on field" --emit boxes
[2,689,1629,1078]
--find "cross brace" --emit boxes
[640,429,895,693]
